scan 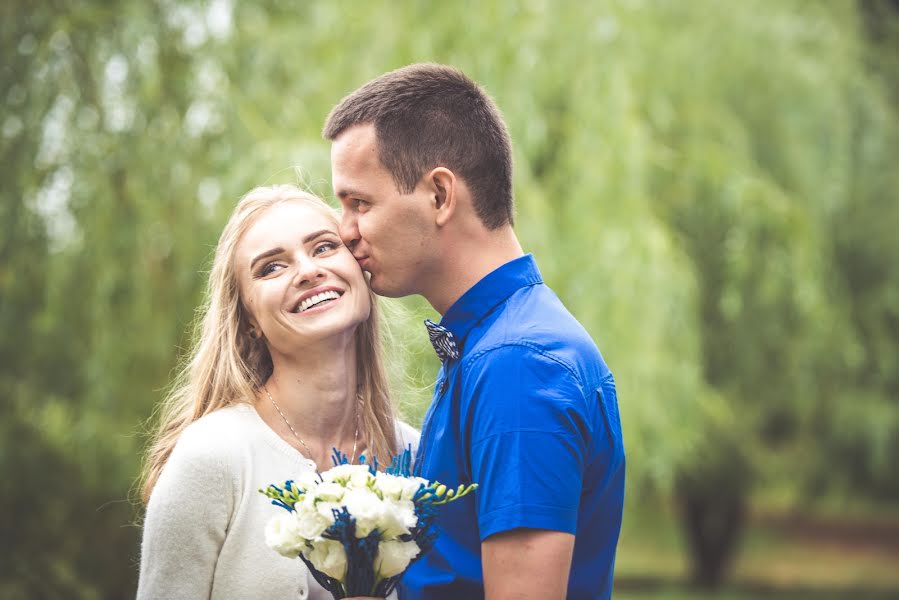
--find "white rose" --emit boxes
[305,539,348,580]
[294,502,332,540]
[374,472,406,500]
[315,499,341,523]
[378,498,418,538]
[347,468,375,489]
[400,477,429,501]
[292,471,321,492]
[341,488,386,538]
[313,481,346,503]
[322,464,374,489]
[398,499,418,530]
[375,539,420,578]
[264,512,304,558]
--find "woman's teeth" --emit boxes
[296,290,340,313]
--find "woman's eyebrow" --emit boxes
[250,247,284,270]
[302,228,334,243]
[248,229,335,270]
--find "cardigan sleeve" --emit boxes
[137,426,235,600]
[395,420,421,463]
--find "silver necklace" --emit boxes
[264,385,362,465]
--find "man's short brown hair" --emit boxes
[323,63,513,229]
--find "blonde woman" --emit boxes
[137,185,417,599]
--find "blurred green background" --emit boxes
[3,0,899,598]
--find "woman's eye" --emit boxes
[258,262,283,276]
[314,241,340,256]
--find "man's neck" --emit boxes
[426,225,524,315]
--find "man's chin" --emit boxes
[368,274,405,299]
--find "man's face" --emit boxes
[330,123,435,298]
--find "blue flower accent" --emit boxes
[331,447,350,467]
[385,444,413,477]
[261,479,303,512]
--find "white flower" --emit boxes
[293,502,332,540]
[305,539,348,580]
[374,472,406,500]
[321,464,374,489]
[341,488,386,538]
[264,512,304,558]
[399,499,418,530]
[373,471,428,502]
[375,539,420,578]
[313,481,346,503]
[378,497,418,538]
[292,471,321,492]
[315,499,341,524]
[401,476,429,501]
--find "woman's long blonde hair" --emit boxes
[140,184,397,503]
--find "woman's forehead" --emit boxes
[251,202,335,236]
[238,202,337,255]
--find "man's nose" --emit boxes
[339,212,359,252]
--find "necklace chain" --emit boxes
[265,385,363,466]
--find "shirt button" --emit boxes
[299,586,308,598]
[439,380,448,394]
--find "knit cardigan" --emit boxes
[137,403,419,600]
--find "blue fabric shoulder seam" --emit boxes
[462,341,586,390]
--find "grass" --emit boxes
[613,501,899,600]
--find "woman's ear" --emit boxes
[245,316,262,340]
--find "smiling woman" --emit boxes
[136,184,418,600]
[236,200,372,360]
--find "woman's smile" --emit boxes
[292,287,344,315]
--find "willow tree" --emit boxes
[2,0,897,596]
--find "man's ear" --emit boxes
[430,167,456,227]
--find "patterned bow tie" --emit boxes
[424,319,460,362]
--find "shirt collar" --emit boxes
[438,254,543,352]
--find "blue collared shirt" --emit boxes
[400,255,625,600]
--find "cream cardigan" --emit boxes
[137,403,419,600]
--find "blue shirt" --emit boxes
[400,255,625,600]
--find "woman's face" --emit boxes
[235,201,370,354]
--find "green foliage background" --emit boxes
[1,0,897,597]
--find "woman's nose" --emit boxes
[292,256,325,287]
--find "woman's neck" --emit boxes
[257,335,362,468]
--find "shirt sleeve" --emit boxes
[464,345,591,541]
[137,428,234,600]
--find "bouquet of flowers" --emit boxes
[260,448,476,599]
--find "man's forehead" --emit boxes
[332,124,379,164]
[332,134,392,196]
